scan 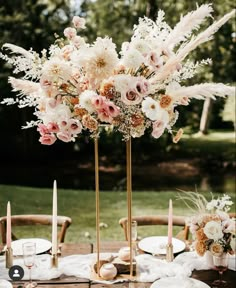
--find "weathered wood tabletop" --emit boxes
[0,242,234,288]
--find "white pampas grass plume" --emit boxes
[169,83,235,100]
[165,4,213,49]
[177,9,236,61]
[8,77,40,96]
[2,43,34,59]
[155,9,235,82]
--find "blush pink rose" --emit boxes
[121,90,143,105]
[63,27,77,40]
[151,120,165,139]
[47,122,59,133]
[37,124,49,135]
[68,119,82,134]
[136,78,149,94]
[72,16,86,29]
[57,131,72,142]
[106,101,120,117]
[91,96,106,109]
[39,133,57,145]
[97,107,113,123]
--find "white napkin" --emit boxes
[174,251,236,272]
[136,254,191,283]
[60,253,128,284]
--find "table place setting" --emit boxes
[0,251,200,283]
[2,248,235,285]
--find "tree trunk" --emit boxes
[146,0,158,19]
[199,98,213,135]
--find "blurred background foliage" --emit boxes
[0,0,235,189]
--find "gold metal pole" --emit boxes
[94,137,100,276]
[126,138,133,277]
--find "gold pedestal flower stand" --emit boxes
[94,136,134,279]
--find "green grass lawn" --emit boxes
[0,185,235,243]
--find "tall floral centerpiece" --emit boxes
[0,4,235,277]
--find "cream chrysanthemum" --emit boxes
[84,38,119,83]
[121,48,145,69]
[41,58,72,83]
[79,90,97,113]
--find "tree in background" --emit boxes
[0,0,235,187]
[0,0,71,161]
[222,96,236,130]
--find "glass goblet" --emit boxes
[131,220,138,242]
[131,220,138,254]
[22,242,37,288]
[212,253,229,287]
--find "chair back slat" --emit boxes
[119,215,188,241]
[0,214,72,245]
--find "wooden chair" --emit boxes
[119,215,189,241]
[0,214,72,245]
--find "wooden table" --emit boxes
[1,242,234,288]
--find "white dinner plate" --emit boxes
[138,236,186,255]
[0,279,13,288]
[150,277,210,288]
[11,238,52,256]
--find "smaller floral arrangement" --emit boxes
[178,191,236,257]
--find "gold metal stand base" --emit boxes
[166,243,174,262]
[5,247,13,268]
[51,254,58,268]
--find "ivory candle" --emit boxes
[6,201,11,248]
[168,199,173,245]
[52,180,57,255]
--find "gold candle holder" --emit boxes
[166,243,174,262]
[5,247,13,268]
[51,253,58,268]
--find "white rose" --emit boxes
[203,221,223,241]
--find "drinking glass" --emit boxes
[22,242,37,288]
[131,220,138,242]
[212,253,229,287]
